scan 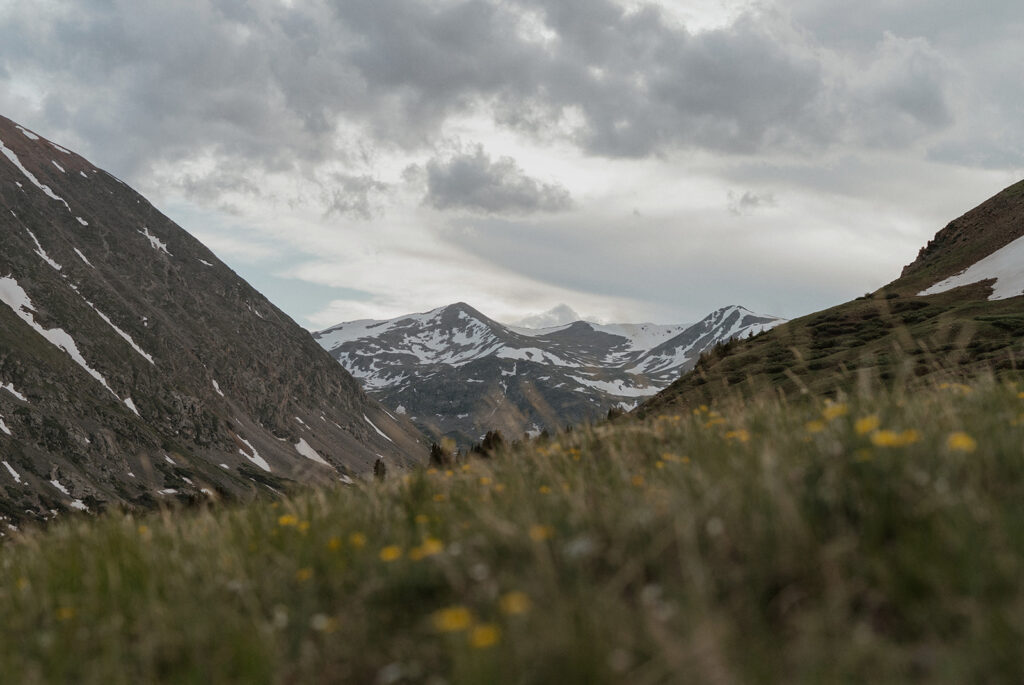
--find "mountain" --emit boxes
[0,115,422,523]
[641,179,1024,416]
[314,302,783,444]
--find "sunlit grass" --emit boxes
[3,378,1024,682]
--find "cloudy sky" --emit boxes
[2,0,1022,329]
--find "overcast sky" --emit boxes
[2,0,1022,329]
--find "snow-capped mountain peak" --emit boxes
[314,303,785,444]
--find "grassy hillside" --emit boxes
[641,286,1024,416]
[641,179,1024,416]
[3,377,1024,683]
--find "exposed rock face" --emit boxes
[0,115,423,523]
[314,302,783,445]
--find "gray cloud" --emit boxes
[509,304,582,328]
[323,174,390,220]
[422,146,572,214]
[728,190,777,215]
[1,0,1000,188]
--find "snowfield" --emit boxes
[919,235,1024,301]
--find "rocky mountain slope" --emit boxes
[640,179,1024,416]
[314,302,783,444]
[0,115,422,524]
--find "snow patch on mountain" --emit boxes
[15,125,39,140]
[82,299,155,365]
[74,248,94,267]
[0,137,72,212]
[1,383,27,402]
[364,414,394,442]
[295,438,331,466]
[123,398,140,416]
[919,234,1024,301]
[238,436,271,472]
[496,347,576,366]
[567,375,655,398]
[0,276,119,399]
[3,460,20,481]
[137,226,172,255]
[24,228,62,271]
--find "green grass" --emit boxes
[4,380,1024,683]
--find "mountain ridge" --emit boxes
[315,302,784,444]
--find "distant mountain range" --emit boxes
[641,178,1024,416]
[314,303,784,444]
[0,114,422,523]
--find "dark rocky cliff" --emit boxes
[0,115,423,523]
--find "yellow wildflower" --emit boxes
[433,494,447,502]
[493,484,506,493]
[326,537,341,551]
[805,420,826,434]
[469,623,502,649]
[538,485,552,494]
[529,524,554,541]
[432,606,473,632]
[479,477,492,486]
[348,532,367,548]
[870,429,921,447]
[631,475,645,487]
[295,568,313,582]
[822,402,849,421]
[855,415,881,435]
[379,546,403,562]
[499,592,532,616]
[411,538,444,560]
[298,521,310,533]
[278,514,299,527]
[947,432,977,453]
[724,429,750,442]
